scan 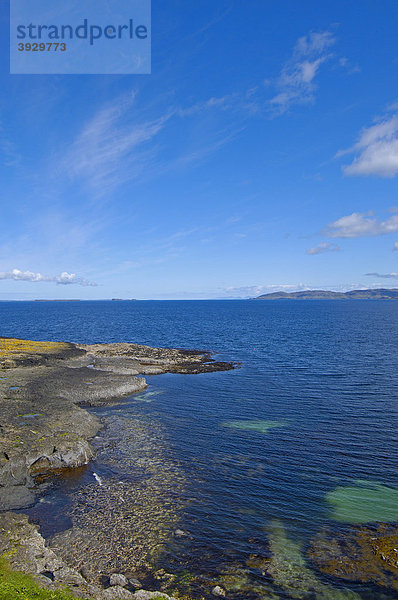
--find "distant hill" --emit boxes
[254,288,398,300]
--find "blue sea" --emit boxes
[2,299,398,599]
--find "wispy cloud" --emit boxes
[61,91,244,197]
[338,111,398,177]
[178,95,236,117]
[338,56,361,74]
[0,137,21,168]
[0,269,97,286]
[325,211,398,238]
[394,242,398,251]
[365,272,398,279]
[62,93,170,196]
[269,31,336,115]
[306,242,341,255]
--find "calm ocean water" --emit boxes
[2,299,398,599]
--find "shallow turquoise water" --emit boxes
[2,299,398,598]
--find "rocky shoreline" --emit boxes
[0,337,237,599]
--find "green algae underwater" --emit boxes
[4,299,398,599]
[326,480,398,524]
[222,419,288,434]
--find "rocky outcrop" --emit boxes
[76,342,236,374]
[0,338,237,511]
[0,512,178,600]
[0,338,236,598]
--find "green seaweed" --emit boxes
[134,390,164,403]
[265,520,361,599]
[326,481,398,523]
[223,419,287,434]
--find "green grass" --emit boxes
[0,556,87,600]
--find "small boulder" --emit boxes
[128,577,143,590]
[212,586,226,597]
[133,592,175,600]
[53,565,86,587]
[79,565,96,581]
[102,585,134,599]
[174,529,186,537]
[110,573,129,587]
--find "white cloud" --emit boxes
[269,31,336,114]
[339,113,398,177]
[61,91,241,196]
[178,95,234,117]
[325,211,398,238]
[306,242,341,255]
[0,269,97,286]
[338,56,361,74]
[365,272,398,279]
[63,93,169,195]
[394,242,398,251]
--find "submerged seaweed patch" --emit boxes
[134,390,164,403]
[326,481,398,523]
[264,520,362,599]
[49,412,186,575]
[223,419,287,434]
[308,522,398,593]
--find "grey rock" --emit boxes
[174,529,187,537]
[0,340,235,511]
[128,577,143,590]
[53,565,86,587]
[35,574,55,588]
[0,511,182,600]
[110,573,129,587]
[79,565,96,581]
[133,591,176,600]
[0,512,63,576]
[101,585,135,599]
[0,484,36,511]
[212,586,226,597]
[0,512,106,598]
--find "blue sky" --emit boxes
[2,0,398,299]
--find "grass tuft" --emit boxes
[0,556,86,600]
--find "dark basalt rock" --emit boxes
[0,338,236,510]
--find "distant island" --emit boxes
[34,299,81,302]
[254,288,398,300]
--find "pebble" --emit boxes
[212,585,226,597]
[174,529,186,537]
